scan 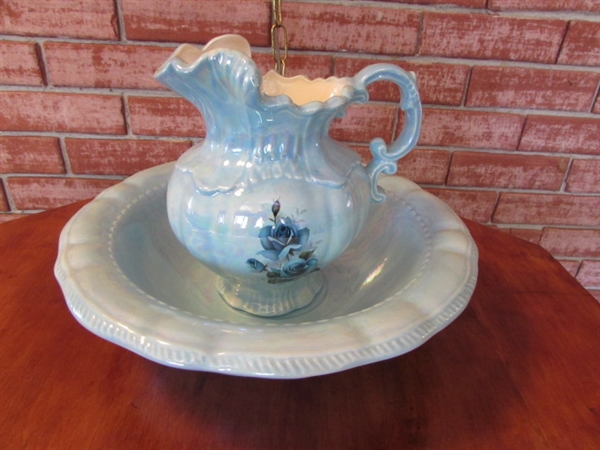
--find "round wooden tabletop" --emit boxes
[1,201,599,449]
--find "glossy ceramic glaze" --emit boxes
[154,34,422,316]
[55,163,478,379]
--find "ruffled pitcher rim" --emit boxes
[155,34,366,115]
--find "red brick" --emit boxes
[577,260,600,287]
[0,41,43,86]
[285,3,420,55]
[0,137,65,174]
[589,289,600,302]
[0,0,118,40]
[128,97,205,137]
[253,53,332,80]
[0,92,125,134]
[393,0,486,5]
[66,139,191,176]
[557,21,600,67]
[507,228,542,245]
[0,181,8,212]
[519,116,600,156]
[467,66,599,112]
[354,146,450,185]
[378,0,485,5]
[489,0,600,13]
[426,188,498,223]
[420,12,565,63]
[594,94,600,114]
[566,159,600,193]
[333,57,468,106]
[397,148,451,185]
[45,43,173,90]
[418,108,524,150]
[330,104,396,143]
[494,193,600,226]
[448,152,568,190]
[122,0,270,45]
[557,259,581,277]
[540,228,600,258]
[7,177,119,210]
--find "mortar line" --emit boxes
[590,81,600,113]
[460,66,473,107]
[58,136,74,175]
[443,150,454,186]
[489,190,501,225]
[554,256,600,261]
[554,20,571,64]
[415,11,424,55]
[122,93,133,136]
[282,0,600,21]
[494,223,544,230]
[34,41,49,86]
[573,260,583,278]
[114,0,127,42]
[515,114,528,151]
[0,131,198,142]
[559,157,576,193]
[0,177,16,212]
[414,183,600,198]
[1,173,126,181]
[391,107,400,146]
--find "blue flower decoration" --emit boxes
[246,201,319,283]
[246,258,266,272]
[257,217,310,261]
[268,257,319,279]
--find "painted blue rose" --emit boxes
[246,200,319,283]
[246,258,266,272]
[267,257,319,283]
[258,217,310,262]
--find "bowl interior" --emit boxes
[111,184,430,326]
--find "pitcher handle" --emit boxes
[353,64,422,203]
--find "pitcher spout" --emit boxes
[155,34,252,75]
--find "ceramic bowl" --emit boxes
[55,163,478,379]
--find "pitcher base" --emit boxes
[216,272,325,317]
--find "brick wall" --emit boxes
[1,0,599,298]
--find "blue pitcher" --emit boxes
[155,34,422,317]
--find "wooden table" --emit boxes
[1,201,599,449]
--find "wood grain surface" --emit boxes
[1,201,599,449]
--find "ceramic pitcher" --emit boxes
[155,34,422,317]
